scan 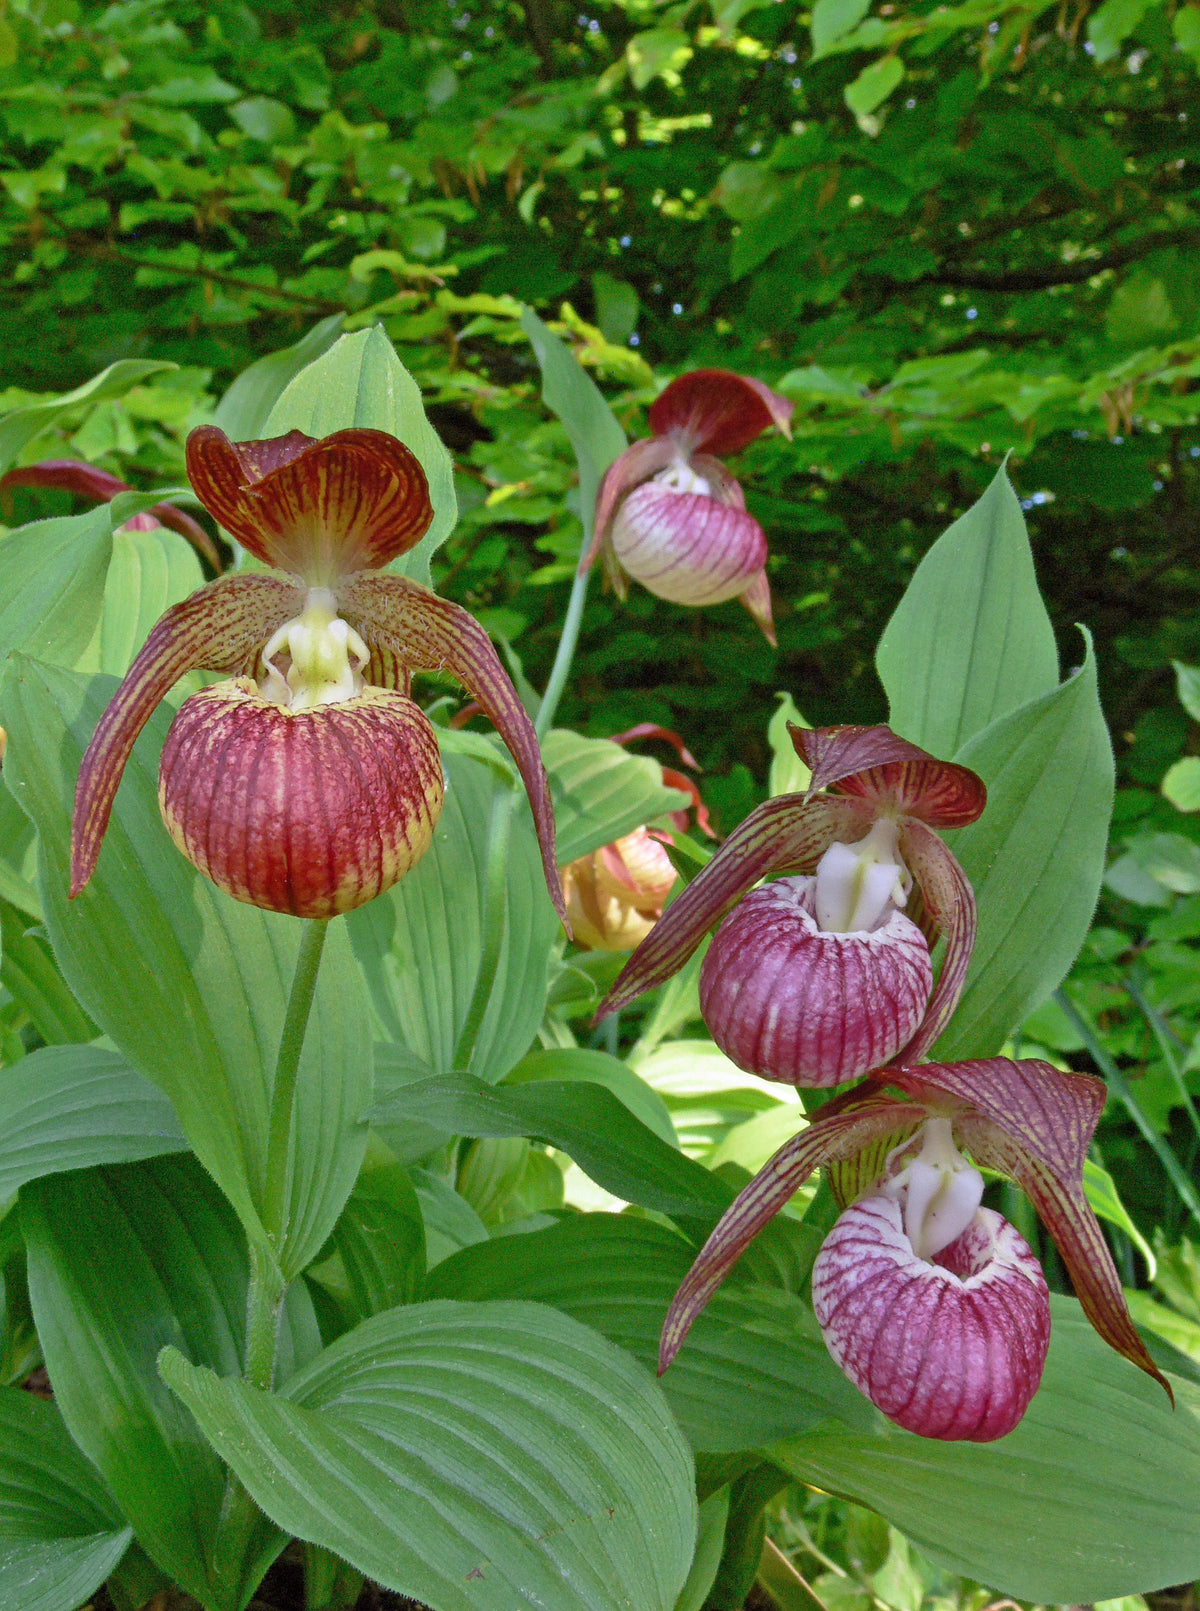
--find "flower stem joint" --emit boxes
[70,427,567,925]
[598,722,1170,1440]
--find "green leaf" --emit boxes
[544,729,689,864]
[1163,756,1200,812]
[161,1299,697,1611]
[675,1487,730,1611]
[1086,0,1155,62]
[505,1046,679,1148]
[426,1215,875,1452]
[307,1160,425,1334]
[263,327,456,585]
[1174,661,1200,722]
[0,897,96,1044]
[812,0,873,57]
[844,55,904,118]
[213,315,344,442]
[76,523,204,679]
[346,750,559,1084]
[1084,1158,1156,1279]
[0,1387,131,1611]
[2,658,371,1275]
[0,1043,185,1198]
[520,307,627,545]
[370,1072,731,1220]
[22,1155,322,1611]
[0,506,113,671]
[877,466,1059,758]
[933,633,1113,1059]
[0,361,175,476]
[767,693,811,798]
[770,1299,1200,1602]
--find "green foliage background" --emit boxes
[1,0,1198,809]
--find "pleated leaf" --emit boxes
[263,326,456,584]
[543,729,690,865]
[3,656,371,1274]
[76,522,205,679]
[371,1072,729,1220]
[23,1155,321,1611]
[0,898,95,1044]
[0,1387,131,1611]
[161,1299,696,1611]
[426,1215,873,1451]
[347,750,559,1084]
[0,360,174,475]
[0,1043,185,1198]
[0,505,113,670]
[876,465,1059,757]
[213,314,344,442]
[933,633,1113,1060]
[771,1299,1200,1603]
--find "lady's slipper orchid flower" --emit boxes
[599,724,985,1085]
[70,426,567,925]
[581,369,793,645]
[660,1058,1169,1440]
[561,828,677,952]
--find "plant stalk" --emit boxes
[452,781,513,1070]
[244,916,329,1390]
[535,561,590,740]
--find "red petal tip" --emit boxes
[649,370,794,456]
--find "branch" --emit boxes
[64,235,346,313]
[919,228,1200,294]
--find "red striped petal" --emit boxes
[0,459,219,565]
[792,724,986,828]
[336,572,567,930]
[893,820,977,1062]
[186,427,432,580]
[648,370,794,456]
[609,483,768,605]
[71,573,304,897]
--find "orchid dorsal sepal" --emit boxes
[791,722,987,827]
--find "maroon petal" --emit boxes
[583,436,680,573]
[597,793,870,1019]
[659,1091,927,1371]
[607,723,701,771]
[792,724,986,828]
[336,572,567,929]
[648,370,794,456]
[738,568,776,648]
[609,483,768,605]
[0,458,219,566]
[699,877,932,1086]
[186,427,433,580]
[71,573,305,897]
[893,820,978,1062]
[911,1057,1170,1393]
[813,1197,1050,1441]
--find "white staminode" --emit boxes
[655,457,713,498]
[814,818,911,934]
[259,586,370,711]
[882,1117,985,1260]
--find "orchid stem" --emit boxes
[452,780,513,1070]
[244,916,329,1390]
[536,562,590,740]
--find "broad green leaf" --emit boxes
[76,522,204,679]
[410,1164,490,1267]
[877,466,1059,757]
[812,0,873,56]
[0,360,175,475]
[2,658,371,1274]
[162,1299,697,1611]
[1086,0,1155,62]
[0,781,40,921]
[0,506,113,671]
[427,1216,874,1452]
[263,327,456,584]
[933,634,1113,1060]
[544,729,689,864]
[675,1487,730,1611]
[346,751,559,1084]
[520,307,627,545]
[0,1043,185,1198]
[371,1072,730,1219]
[844,55,904,117]
[22,1155,323,1611]
[505,1045,679,1147]
[0,1387,131,1611]
[0,898,96,1044]
[771,1300,1200,1602]
[213,314,344,441]
[627,27,693,89]
[306,1159,425,1334]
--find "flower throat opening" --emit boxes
[259,587,369,711]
